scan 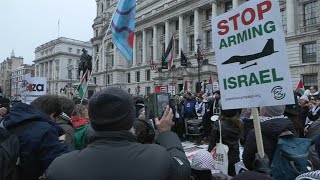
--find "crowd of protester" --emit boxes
[1,85,320,179]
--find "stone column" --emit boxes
[232,0,239,9]
[133,33,137,66]
[165,20,170,48]
[179,15,184,56]
[101,41,105,72]
[153,25,158,61]
[212,2,218,18]
[142,29,147,64]
[194,9,199,51]
[114,46,118,66]
[286,0,296,35]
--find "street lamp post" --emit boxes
[196,37,202,93]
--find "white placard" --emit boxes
[21,77,47,104]
[167,85,176,95]
[212,0,294,109]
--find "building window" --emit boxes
[111,55,114,67]
[304,1,317,26]
[127,73,131,83]
[68,70,72,79]
[146,87,151,95]
[95,29,99,37]
[68,59,72,65]
[107,75,111,84]
[101,3,104,13]
[150,46,154,59]
[175,20,179,31]
[136,71,140,82]
[93,77,97,84]
[280,9,287,32]
[206,30,212,48]
[302,42,317,63]
[68,48,72,53]
[146,70,151,81]
[175,39,179,55]
[77,49,81,54]
[206,9,212,20]
[303,74,318,90]
[189,15,194,26]
[225,1,233,12]
[189,35,194,52]
[162,26,165,35]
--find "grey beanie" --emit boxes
[88,87,136,131]
[261,105,285,117]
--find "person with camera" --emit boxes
[42,87,190,180]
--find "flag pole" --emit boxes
[80,3,118,105]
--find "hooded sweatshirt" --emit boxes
[2,103,69,180]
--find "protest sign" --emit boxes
[212,0,294,110]
[167,85,176,95]
[21,77,46,104]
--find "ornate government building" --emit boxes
[91,0,320,95]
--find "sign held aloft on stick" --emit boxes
[212,0,294,110]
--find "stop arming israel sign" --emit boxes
[212,0,294,110]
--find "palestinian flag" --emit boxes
[295,79,305,95]
[162,36,174,70]
[78,69,89,99]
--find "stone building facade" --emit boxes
[10,64,35,97]
[33,37,92,95]
[91,0,320,95]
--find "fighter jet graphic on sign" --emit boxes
[222,39,278,69]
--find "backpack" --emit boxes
[74,124,89,150]
[0,127,20,180]
[0,120,37,180]
[271,131,311,180]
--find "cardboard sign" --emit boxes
[212,0,294,109]
[21,77,47,104]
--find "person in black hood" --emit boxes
[0,100,69,180]
[208,108,242,176]
[41,87,190,180]
[242,105,296,170]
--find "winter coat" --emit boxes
[54,113,75,150]
[184,99,196,118]
[242,118,295,170]
[1,103,69,180]
[41,131,191,180]
[305,120,320,169]
[208,120,241,176]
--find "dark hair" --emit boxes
[133,119,154,144]
[31,95,62,118]
[220,111,242,133]
[58,96,75,117]
[311,85,318,91]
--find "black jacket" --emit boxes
[41,130,190,180]
[2,103,69,180]
[242,118,295,170]
[208,120,241,176]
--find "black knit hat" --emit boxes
[0,96,10,108]
[88,87,136,131]
[221,108,241,117]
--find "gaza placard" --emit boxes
[212,0,294,109]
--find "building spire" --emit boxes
[11,49,15,57]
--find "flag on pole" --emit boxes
[295,79,305,95]
[209,75,214,85]
[184,80,188,93]
[111,0,136,62]
[78,69,89,99]
[162,36,174,70]
[181,50,188,66]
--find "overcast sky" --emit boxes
[0,0,96,64]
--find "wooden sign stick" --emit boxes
[252,107,265,158]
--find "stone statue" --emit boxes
[78,48,92,80]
